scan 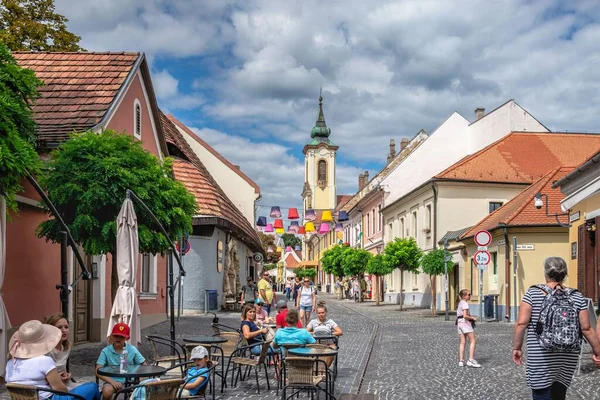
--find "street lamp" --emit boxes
[533,193,570,227]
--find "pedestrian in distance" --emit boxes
[297,277,317,328]
[258,271,274,315]
[240,276,257,305]
[513,257,600,400]
[456,289,481,368]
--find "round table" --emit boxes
[312,334,337,342]
[97,365,166,386]
[287,347,338,357]
[183,336,228,344]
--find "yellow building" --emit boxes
[457,167,572,320]
[554,150,600,302]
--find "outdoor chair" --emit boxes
[306,343,336,394]
[229,340,272,394]
[176,362,219,400]
[211,322,240,336]
[6,383,86,400]
[281,357,335,400]
[275,343,304,394]
[113,378,184,399]
[145,334,188,375]
[208,331,241,392]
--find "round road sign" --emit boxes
[473,250,491,265]
[474,230,492,247]
[253,253,264,263]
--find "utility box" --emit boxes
[385,292,401,304]
[205,290,218,312]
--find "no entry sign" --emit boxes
[474,230,492,247]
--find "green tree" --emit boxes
[0,42,41,212]
[37,130,197,300]
[0,0,84,51]
[281,233,301,249]
[343,248,371,302]
[366,254,394,306]
[321,244,349,278]
[295,267,315,280]
[258,231,280,264]
[420,248,455,315]
[383,238,422,310]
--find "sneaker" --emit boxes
[467,359,481,368]
[458,360,464,367]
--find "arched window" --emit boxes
[317,160,327,185]
[133,99,142,139]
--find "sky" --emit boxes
[55,0,600,215]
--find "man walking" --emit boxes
[258,271,274,315]
[240,276,257,305]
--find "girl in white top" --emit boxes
[456,289,481,368]
[45,313,78,390]
[296,278,317,328]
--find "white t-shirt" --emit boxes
[6,355,57,399]
[298,286,315,307]
[307,319,338,336]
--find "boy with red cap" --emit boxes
[96,323,146,399]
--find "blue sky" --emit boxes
[55,0,600,211]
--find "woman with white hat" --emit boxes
[6,320,100,400]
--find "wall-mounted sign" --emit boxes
[498,240,505,245]
[569,211,580,223]
[516,244,535,251]
[571,242,577,260]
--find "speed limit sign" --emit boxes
[473,250,491,265]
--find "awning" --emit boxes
[561,175,600,212]
[299,261,318,267]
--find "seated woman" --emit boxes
[240,304,271,356]
[6,320,100,400]
[254,299,274,325]
[306,302,343,347]
[45,314,77,390]
[272,309,316,349]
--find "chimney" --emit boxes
[475,107,485,121]
[358,172,365,191]
[387,139,396,165]
[400,137,409,151]
[363,170,369,186]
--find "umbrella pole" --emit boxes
[167,250,176,353]
[59,231,69,317]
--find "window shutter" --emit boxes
[135,104,141,137]
[578,225,586,297]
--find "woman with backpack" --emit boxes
[513,257,600,400]
[297,277,317,328]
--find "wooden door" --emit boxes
[72,255,91,343]
[578,222,597,300]
[452,265,460,310]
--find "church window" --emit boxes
[317,160,327,187]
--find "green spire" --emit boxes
[310,91,331,139]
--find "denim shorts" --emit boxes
[299,305,312,312]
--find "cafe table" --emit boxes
[287,347,338,357]
[97,365,167,387]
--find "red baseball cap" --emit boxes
[111,322,130,339]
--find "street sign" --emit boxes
[474,230,492,247]
[473,250,491,265]
[477,264,488,270]
[176,239,191,255]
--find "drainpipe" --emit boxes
[432,181,438,314]
[501,224,511,321]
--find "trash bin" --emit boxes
[484,295,494,319]
[205,290,218,312]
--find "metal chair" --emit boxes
[208,332,241,392]
[211,322,240,336]
[145,334,188,375]
[282,357,335,400]
[176,362,219,400]
[113,378,184,399]
[6,383,86,400]
[229,340,272,394]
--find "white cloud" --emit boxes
[152,69,204,111]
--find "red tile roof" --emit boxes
[166,114,260,194]
[461,167,573,239]
[160,112,262,253]
[14,52,141,144]
[436,132,600,183]
[335,195,353,212]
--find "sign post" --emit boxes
[474,230,492,319]
[444,238,449,321]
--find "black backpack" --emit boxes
[533,284,581,352]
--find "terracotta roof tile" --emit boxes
[436,132,600,183]
[160,112,262,253]
[461,167,573,239]
[14,52,140,143]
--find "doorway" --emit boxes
[449,264,460,310]
[578,218,599,302]
[72,255,91,343]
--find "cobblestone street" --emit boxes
[4,294,600,399]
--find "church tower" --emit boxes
[302,94,338,214]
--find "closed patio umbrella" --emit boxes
[0,197,10,377]
[107,198,141,346]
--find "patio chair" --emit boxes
[306,343,336,394]
[282,357,335,400]
[113,378,184,399]
[6,383,86,400]
[211,322,240,336]
[229,340,272,394]
[275,343,304,394]
[208,331,241,392]
[145,334,188,375]
[176,362,219,400]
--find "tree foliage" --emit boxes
[0,42,41,212]
[420,248,454,276]
[37,130,197,256]
[258,231,280,264]
[383,238,422,273]
[366,254,393,277]
[296,267,316,279]
[343,248,372,277]
[321,245,349,278]
[281,233,301,249]
[0,0,84,51]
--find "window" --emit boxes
[426,204,432,230]
[366,213,370,237]
[140,253,156,295]
[412,272,418,288]
[317,160,327,185]
[388,222,393,239]
[492,252,497,275]
[217,241,224,272]
[412,211,418,237]
[489,202,503,214]
[371,211,375,235]
[133,99,142,139]
[400,217,405,238]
